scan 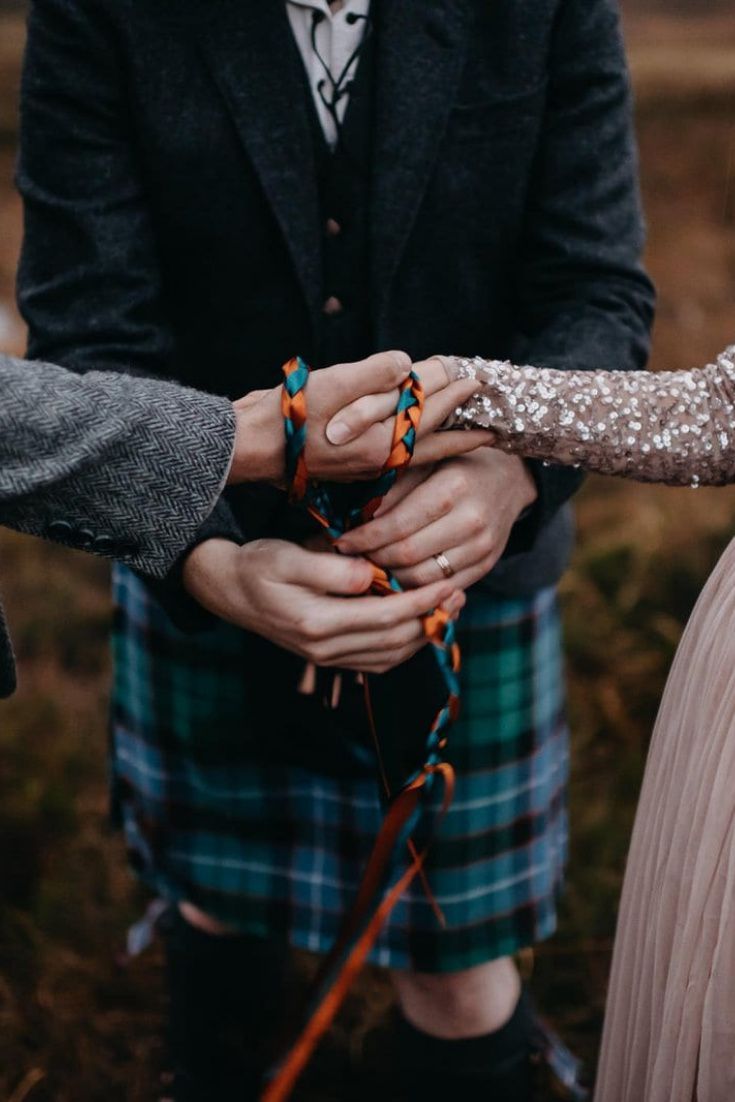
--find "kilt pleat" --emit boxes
[110,564,568,972]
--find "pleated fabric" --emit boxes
[110,565,569,973]
[595,535,735,1102]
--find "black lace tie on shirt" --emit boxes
[310,9,372,146]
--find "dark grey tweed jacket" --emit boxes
[17,0,656,599]
[0,353,236,696]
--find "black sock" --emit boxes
[395,990,536,1102]
[162,907,290,1101]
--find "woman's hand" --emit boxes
[325,355,487,466]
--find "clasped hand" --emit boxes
[185,353,535,674]
[227,351,484,484]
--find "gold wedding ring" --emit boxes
[433,552,455,580]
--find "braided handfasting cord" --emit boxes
[261,357,461,1102]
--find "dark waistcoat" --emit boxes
[309,20,375,370]
[226,18,378,551]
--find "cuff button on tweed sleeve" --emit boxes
[92,535,115,554]
[76,529,95,549]
[46,520,74,542]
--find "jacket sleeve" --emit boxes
[504,0,655,555]
[15,0,246,588]
[0,355,236,578]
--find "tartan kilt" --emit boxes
[110,564,569,973]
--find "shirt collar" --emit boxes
[286,0,370,21]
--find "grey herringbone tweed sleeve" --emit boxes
[0,354,236,577]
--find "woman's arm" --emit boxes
[439,346,735,488]
[501,0,655,539]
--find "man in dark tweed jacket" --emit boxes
[16,0,655,1097]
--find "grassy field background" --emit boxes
[1,7,735,1100]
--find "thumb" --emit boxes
[280,544,375,595]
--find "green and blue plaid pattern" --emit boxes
[110,565,568,972]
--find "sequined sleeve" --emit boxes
[440,346,735,488]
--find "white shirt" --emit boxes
[286,0,372,149]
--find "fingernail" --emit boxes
[326,421,352,445]
[445,593,464,614]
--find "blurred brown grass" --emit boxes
[1,8,735,1100]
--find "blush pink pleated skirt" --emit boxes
[595,535,735,1102]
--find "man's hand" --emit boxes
[335,451,538,591]
[182,538,465,674]
[227,352,485,486]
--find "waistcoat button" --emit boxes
[322,296,344,316]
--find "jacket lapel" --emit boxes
[199,0,323,320]
[371,0,469,329]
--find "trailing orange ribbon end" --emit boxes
[261,765,456,1102]
[262,358,461,1102]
